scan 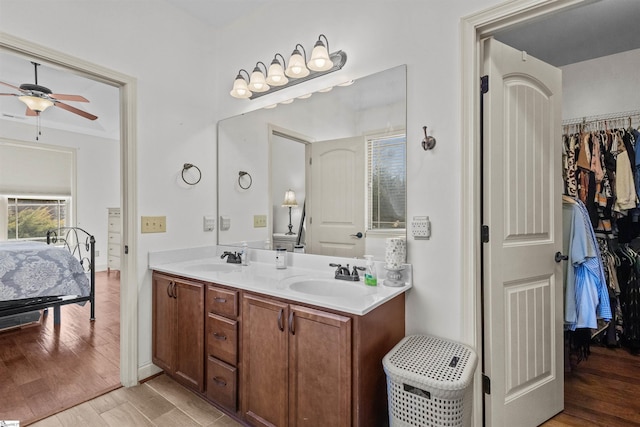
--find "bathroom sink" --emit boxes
[182,262,241,272]
[288,278,372,298]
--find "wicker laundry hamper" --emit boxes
[383,334,478,427]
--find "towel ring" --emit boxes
[238,171,252,189]
[182,163,202,185]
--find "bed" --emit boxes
[0,227,95,326]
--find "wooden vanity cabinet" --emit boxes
[152,270,405,427]
[152,272,205,392]
[242,292,401,427]
[206,284,240,412]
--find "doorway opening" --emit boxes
[462,0,640,425]
[0,32,139,392]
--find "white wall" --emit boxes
[0,0,503,372]
[562,48,640,120]
[211,0,500,342]
[0,120,119,271]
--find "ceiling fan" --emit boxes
[0,61,98,121]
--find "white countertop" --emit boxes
[149,247,411,316]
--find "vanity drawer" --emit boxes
[207,356,237,411]
[207,285,238,317]
[207,313,238,365]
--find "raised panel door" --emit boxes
[174,277,205,392]
[288,304,352,427]
[152,273,175,374]
[242,294,289,427]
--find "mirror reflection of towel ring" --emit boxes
[182,163,202,185]
[238,171,252,190]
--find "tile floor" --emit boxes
[28,374,242,427]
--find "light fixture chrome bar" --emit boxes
[249,50,347,99]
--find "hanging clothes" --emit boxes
[562,197,612,330]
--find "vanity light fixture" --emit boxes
[282,189,299,235]
[286,44,310,78]
[230,69,252,99]
[266,54,288,86]
[230,34,347,100]
[248,62,270,93]
[307,34,332,71]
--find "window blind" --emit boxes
[0,141,74,196]
[367,134,406,230]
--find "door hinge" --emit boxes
[481,75,489,94]
[482,374,491,394]
[481,225,489,243]
[309,157,312,165]
[124,245,129,254]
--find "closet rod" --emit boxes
[562,109,640,126]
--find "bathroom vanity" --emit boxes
[150,248,411,427]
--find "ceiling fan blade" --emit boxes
[0,80,23,92]
[0,93,19,96]
[49,93,89,102]
[25,107,37,116]
[54,101,98,120]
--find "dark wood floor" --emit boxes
[542,345,640,426]
[0,271,120,425]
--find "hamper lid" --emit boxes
[383,334,478,389]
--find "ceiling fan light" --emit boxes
[230,74,252,99]
[19,95,54,113]
[307,40,333,72]
[266,58,288,86]
[248,67,270,92]
[285,49,310,78]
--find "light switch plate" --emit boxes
[203,215,215,232]
[254,215,267,228]
[220,215,231,231]
[141,216,166,233]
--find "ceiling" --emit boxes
[0,51,120,141]
[1,0,639,140]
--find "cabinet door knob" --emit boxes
[166,282,172,298]
[289,311,295,335]
[277,309,284,331]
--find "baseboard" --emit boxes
[138,362,163,382]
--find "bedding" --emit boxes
[0,241,90,301]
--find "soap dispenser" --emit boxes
[241,241,250,266]
[364,255,377,286]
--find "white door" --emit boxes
[306,136,365,257]
[482,38,563,426]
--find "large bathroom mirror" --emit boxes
[217,65,406,260]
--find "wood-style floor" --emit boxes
[0,271,120,425]
[543,345,640,426]
[29,374,241,427]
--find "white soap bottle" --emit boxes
[364,255,377,286]
[241,241,250,266]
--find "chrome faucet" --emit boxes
[329,263,365,281]
[221,251,242,264]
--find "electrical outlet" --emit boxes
[141,216,167,233]
[95,250,100,257]
[254,214,267,228]
[412,216,431,239]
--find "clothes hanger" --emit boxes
[562,194,577,204]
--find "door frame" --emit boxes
[0,32,139,387]
[459,0,587,424]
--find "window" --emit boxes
[6,197,69,241]
[367,133,406,231]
